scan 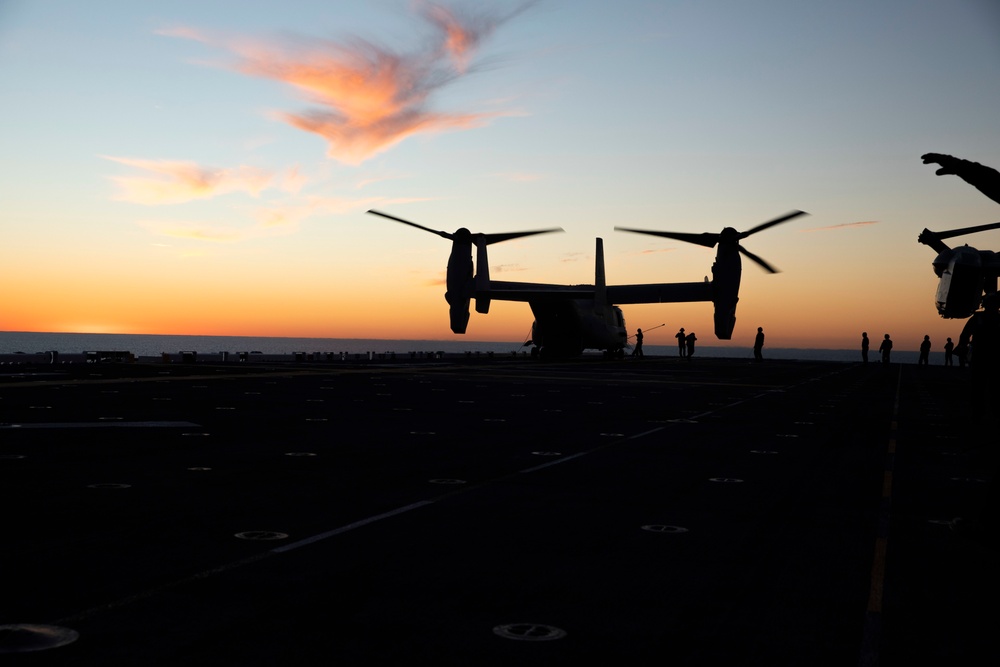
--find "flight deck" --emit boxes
[1,356,995,665]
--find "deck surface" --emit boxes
[1,356,996,665]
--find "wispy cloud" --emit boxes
[493,263,527,273]
[105,156,298,205]
[801,220,879,232]
[253,195,395,230]
[137,194,429,243]
[137,219,263,243]
[159,1,535,164]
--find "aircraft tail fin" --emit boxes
[595,238,607,311]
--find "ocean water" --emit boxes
[0,331,921,364]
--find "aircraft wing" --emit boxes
[484,280,714,304]
[606,282,713,304]
[484,280,596,302]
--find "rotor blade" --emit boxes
[614,227,720,248]
[739,210,808,239]
[739,244,779,273]
[932,220,1000,241]
[479,228,564,245]
[367,210,453,240]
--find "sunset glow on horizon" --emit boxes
[2,1,999,353]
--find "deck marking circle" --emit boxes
[187,467,212,471]
[600,433,625,437]
[493,623,567,641]
[285,452,317,457]
[641,524,689,534]
[0,624,80,653]
[429,478,467,485]
[750,450,779,455]
[531,451,561,456]
[709,477,744,483]
[181,432,211,437]
[235,530,289,541]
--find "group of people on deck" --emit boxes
[861,330,975,367]
[674,328,698,359]
[633,326,767,361]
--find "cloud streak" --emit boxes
[138,194,429,244]
[159,1,534,164]
[105,156,285,205]
[801,220,879,232]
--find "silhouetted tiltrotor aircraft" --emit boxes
[368,209,806,357]
[919,153,1000,318]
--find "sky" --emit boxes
[2,0,999,351]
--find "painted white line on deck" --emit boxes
[1,421,202,429]
[519,427,665,473]
[271,500,436,554]
[519,452,588,473]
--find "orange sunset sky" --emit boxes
[2,0,999,352]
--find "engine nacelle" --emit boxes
[448,300,471,333]
[936,246,984,318]
[445,231,474,333]
[711,243,741,340]
[713,296,738,340]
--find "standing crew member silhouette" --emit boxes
[944,337,954,366]
[632,328,644,357]
[861,332,870,364]
[918,335,931,365]
[753,327,765,362]
[675,328,686,357]
[879,334,893,364]
[685,332,697,359]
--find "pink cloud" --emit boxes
[161,1,534,164]
[105,156,274,205]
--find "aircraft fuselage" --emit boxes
[528,299,627,356]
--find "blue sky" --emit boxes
[2,0,999,349]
